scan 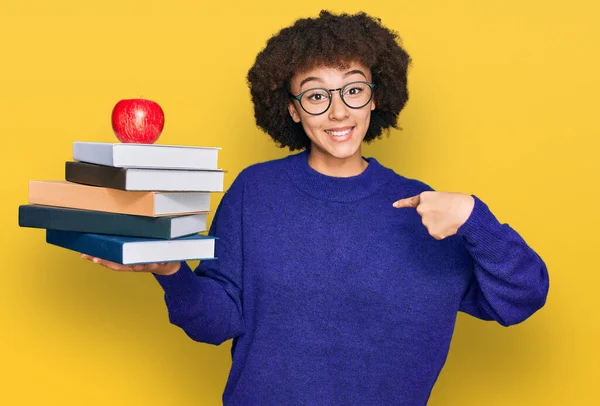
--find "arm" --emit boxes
[457,196,549,326]
[154,175,246,345]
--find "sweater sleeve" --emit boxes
[457,196,549,326]
[153,174,245,345]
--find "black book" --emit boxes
[65,161,224,192]
[19,205,207,239]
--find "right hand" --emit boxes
[80,254,181,276]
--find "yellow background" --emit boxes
[1,0,597,404]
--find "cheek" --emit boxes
[300,116,327,137]
[354,109,372,127]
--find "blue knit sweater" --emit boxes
[155,150,549,405]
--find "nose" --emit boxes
[328,92,349,121]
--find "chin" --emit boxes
[310,128,366,160]
[325,143,362,160]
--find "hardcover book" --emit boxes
[19,205,207,239]
[72,142,220,170]
[46,229,217,265]
[29,181,211,216]
[65,161,224,192]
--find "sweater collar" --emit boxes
[284,149,394,202]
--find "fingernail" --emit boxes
[392,202,398,208]
[92,258,99,263]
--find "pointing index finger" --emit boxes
[393,194,420,208]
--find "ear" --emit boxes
[370,98,376,111]
[288,101,302,123]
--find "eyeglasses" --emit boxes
[290,81,376,116]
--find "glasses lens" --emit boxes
[342,82,373,108]
[300,89,331,115]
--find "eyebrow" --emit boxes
[298,69,368,89]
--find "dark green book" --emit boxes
[19,205,207,239]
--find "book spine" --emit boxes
[46,230,124,264]
[19,205,173,239]
[73,142,114,167]
[28,181,156,216]
[65,161,128,190]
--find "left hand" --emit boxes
[392,191,475,240]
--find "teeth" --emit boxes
[326,128,352,136]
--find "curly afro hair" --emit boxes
[247,10,411,151]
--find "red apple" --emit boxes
[111,98,165,144]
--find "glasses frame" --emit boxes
[290,81,376,116]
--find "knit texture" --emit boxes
[155,150,549,405]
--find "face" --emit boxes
[288,62,375,163]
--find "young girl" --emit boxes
[82,10,549,405]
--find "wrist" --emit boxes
[458,194,475,225]
[154,261,181,276]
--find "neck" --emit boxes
[307,148,368,177]
[284,150,394,203]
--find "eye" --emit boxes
[304,89,330,103]
[344,85,365,97]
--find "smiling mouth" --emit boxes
[325,127,354,137]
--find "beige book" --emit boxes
[28,181,211,217]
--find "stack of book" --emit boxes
[19,142,224,265]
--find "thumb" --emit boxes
[393,194,420,208]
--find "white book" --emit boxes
[73,142,220,170]
[121,235,215,264]
[125,169,225,191]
